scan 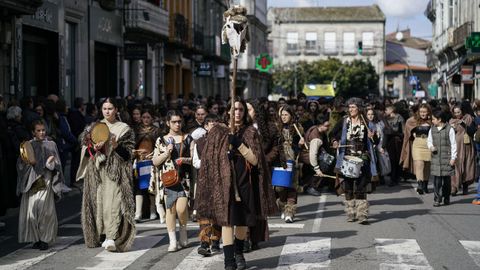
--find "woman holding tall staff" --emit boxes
[196,98,276,270]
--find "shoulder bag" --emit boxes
[161,135,184,188]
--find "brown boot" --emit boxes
[344,200,356,222]
[356,199,369,224]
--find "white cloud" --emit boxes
[375,0,429,18]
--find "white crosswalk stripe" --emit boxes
[174,248,224,270]
[459,240,480,268]
[76,235,165,270]
[0,235,83,270]
[375,238,433,270]
[276,236,331,269]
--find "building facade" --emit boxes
[425,0,480,100]
[267,5,386,95]
[385,29,432,100]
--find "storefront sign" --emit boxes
[22,1,59,32]
[461,65,473,84]
[90,7,123,46]
[197,62,212,77]
[125,43,147,60]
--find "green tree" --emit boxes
[272,58,379,97]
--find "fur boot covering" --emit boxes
[276,198,286,213]
[196,124,277,226]
[356,199,369,223]
[77,123,136,252]
[284,203,297,217]
[344,200,356,222]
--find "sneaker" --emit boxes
[280,213,285,220]
[168,242,179,252]
[32,241,41,249]
[101,239,108,248]
[197,242,211,256]
[285,215,293,223]
[104,239,116,252]
[433,201,440,207]
[357,217,368,224]
[191,210,197,222]
[306,187,321,196]
[149,212,158,220]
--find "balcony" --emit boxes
[304,45,319,55]
[424,0,435,22]
[453,21,472,50]
[285,44,301,55]
[193,24,204,50]
[170,13,191,46]
[0,0,43,15]
[125,0,169,41]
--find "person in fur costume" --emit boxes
[17,120,64,250]
[76,98,136,252]
[196,99,277,270]
[334,98,379,224]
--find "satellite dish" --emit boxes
[395,32,404,41]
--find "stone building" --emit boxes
[267,5,386,95]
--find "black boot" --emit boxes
[197,241,211,256]
[463,183,469,195]
[423,181,429,194]
[211,240,221,254]
[234,238,247,270]
[223,244,236,270]
[416,181,424,195]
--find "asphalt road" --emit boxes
[1,180,480,270]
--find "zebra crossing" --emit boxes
[1,232,480,270]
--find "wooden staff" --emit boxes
[293,123,308,150]
[229,58,238,134]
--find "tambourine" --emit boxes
[20,141,36,164]
[91,122,110,144]
[136,137,154,160]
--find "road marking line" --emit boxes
[174,248,223,270]
[76,235,165,270]
[0,235,83,270]
[375,238,433,270]
[312,195,327,233]
[58,213,81,225]
[276,236,331,269]
[61,223,304,229]
[459,240,480,267]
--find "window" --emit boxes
[287,32,298,53]
[305,32,317,51]
[324,32,336,54]
[448,0,454,27]
[343,32,355,54]
[362,32,374,50]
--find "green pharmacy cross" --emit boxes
[466,32,480,53]
[256,53,273,72]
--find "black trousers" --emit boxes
[433,176,451,203]
[344,163,370,200]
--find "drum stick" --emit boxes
[293,123,308,150]
[338,145,354,148]
[315,174,337,179]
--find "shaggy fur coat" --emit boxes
[77,122,136,252]
[196,124,277,226]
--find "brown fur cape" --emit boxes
[399,116,416,174]
[78,125,136,252]
[196,124,277,226]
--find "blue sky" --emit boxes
[267,0,432,39]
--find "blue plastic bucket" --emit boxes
[137,160,153,190]
[271,160,294,188]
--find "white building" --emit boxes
[267,5,386,95]
[425,0,480,100]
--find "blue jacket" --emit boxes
[334,117,378,178]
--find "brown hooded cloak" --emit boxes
[450,114,477,189]
[400,116,417,174]
[196,124,276,226]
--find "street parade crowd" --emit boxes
[2,92,480,269]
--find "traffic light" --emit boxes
[357,41,363,55]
